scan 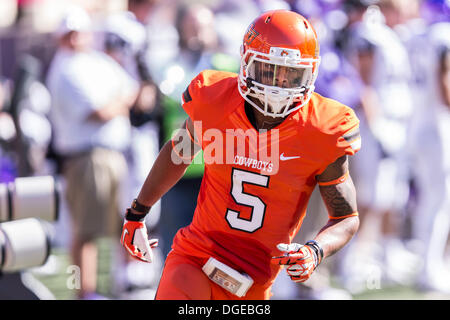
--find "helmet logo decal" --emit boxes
[270,47,301,59]
[244,23,259,45]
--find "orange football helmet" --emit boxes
[238,10,320,118]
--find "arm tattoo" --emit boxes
[319,179,357,217]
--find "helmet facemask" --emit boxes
[238,48,320,118]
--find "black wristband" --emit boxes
[131,198,151,214]
[125,208,147,222]
[305,240,324,266]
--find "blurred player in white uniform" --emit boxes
[408,20,450,293]
[339,1,417,291]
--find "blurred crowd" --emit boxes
[0,0,449,300]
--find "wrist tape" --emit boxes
[305,240,324,267]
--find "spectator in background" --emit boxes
[156,2,239,257]
[103,0,161,124]
[101,0,164,298]
[102,0,161,225]
[46,7,138,300]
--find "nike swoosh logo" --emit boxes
[280,153,301,161]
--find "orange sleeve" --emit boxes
[181,73,202,123]
[181,70,238,126]
[334,107,361,157]
[181,71,218,143]
[314,100,361,175]
[327,105,361,162]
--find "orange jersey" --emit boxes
[172,70,360,293]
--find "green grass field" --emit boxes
[29,238,450,300]
[30,239,114,300]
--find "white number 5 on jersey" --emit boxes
[226,168,270,233]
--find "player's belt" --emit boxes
[202,257,254,298]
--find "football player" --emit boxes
[121,10,361,300]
